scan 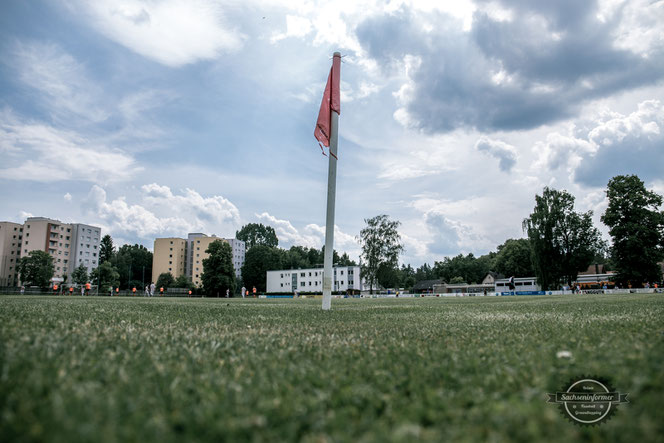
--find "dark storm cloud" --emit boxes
[356,1,664,133]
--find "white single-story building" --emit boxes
[494,277,541,294]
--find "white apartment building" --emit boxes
[225,238,246,279]
[69,223,102,277]
[266,265,362,293]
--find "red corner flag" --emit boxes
[314,54,341,150]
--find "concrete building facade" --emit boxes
[266,265,362,293]
[154,233,244,287]
[190,235,225,288]
[226,238,246,279]
[69,223,102,277]
[152,238,187,284]
[12,217,101,284]
[0,222,23,287]
[22,217,73,282]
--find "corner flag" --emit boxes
[316,52,341,311]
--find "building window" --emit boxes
[300,282,305,287]
[300,272,305,277]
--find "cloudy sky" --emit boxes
[1,0,663,266]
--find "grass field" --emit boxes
[1,294,663,442]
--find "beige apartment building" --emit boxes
[22,217,74,282]
[152,237,187,284]
[153,233,244,288]
[190,235,227,287]
[0,222,23,286]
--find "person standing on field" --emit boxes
[150,282,155,297]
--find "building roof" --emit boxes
[412,279,443,291]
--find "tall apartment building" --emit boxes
[154,233,246,288]
[190,235,226,288]
[69,223,102,276]
[0,222,23,286]
[17,217,101,284]
[152,238,187,284]
[226,238,246,280]
[22,217,74,282]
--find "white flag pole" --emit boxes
[322,52,341,311]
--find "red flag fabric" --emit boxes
[314,54,341,148]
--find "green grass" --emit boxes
[1,294,663,442]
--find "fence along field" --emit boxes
[0,293,662,441]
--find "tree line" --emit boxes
[359,174,663,292]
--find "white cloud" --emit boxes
[533,100,664,187]
[270,14,313,43]
[12,41,108,122]
[0,112,141,183]
[64,193,72,202]
[533,131,595,172]
[83,185,193,238]
[83,184,241,240]
[255,212,358,255]
[77,0,244,67]
[142,183,241,229]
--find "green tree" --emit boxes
[494,239,534,277]
[18,251,55,288]
[399,264,416,290]
[283,246,311,269]
[450,276,465,284]
[523,187,605,290]
[156,272,175,290]
[99,234,115,264]
[201,240,236,296]
[241,245,284,292]
[236,223,278,249]
[71,264,89,285]
[337,252,357,266]
[358,215,403,293]
[90,261,120,290]
[601,175,664,286]
[111,244,153,289]
[415,263,435,282]
[433,253,490,284]
[376,262,400,289]
[173,275,193,289]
